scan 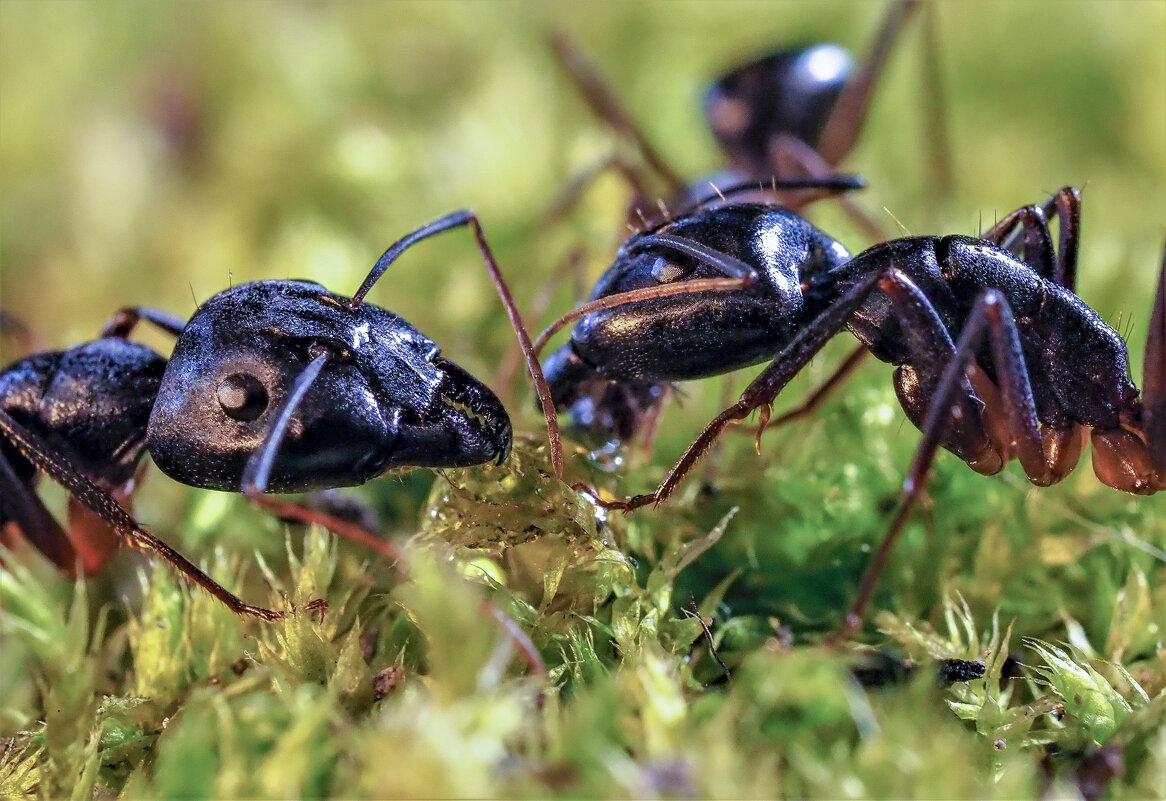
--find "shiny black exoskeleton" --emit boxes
[704,42,856,180]
[1,336,166,575]
[150,279,512,493]
[542,202,852,437]
[542,187,1164,637]
[0,210,560,620]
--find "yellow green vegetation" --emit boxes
[2,2,1164,798]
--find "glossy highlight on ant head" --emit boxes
[148,279,511,493]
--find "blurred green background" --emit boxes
[2,2,1165,798]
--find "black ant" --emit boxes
[535,187,1165,637]
[1,210,562,629]
[533,1,939,444]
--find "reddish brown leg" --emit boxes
[577,270,892,511]
[547,30,687,195]
[0,408,283,619]
[917,2,954,193]
[1139,248,1164,481]
[543,155,658,231]
[981,187,1080,291]
[239,353,547,677]
[0,309,38,360]
[101,307,187,339]
[830,289,1087,642]
[0,448,78,573]
[532,233,763,358]
[769,135,888,242]
[734,343,869,444]
[495,247,588,405]
[817,0,922,165]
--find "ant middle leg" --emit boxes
[833,288,1099,639]
[1142,248,1165,480]
[101,307,188,339]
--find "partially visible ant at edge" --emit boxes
[531,184,1164,641]
[502,0,946,448]
[1,210,562,677]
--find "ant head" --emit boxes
[148,280,511,492]
[704,43,854,170]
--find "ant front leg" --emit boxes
[533,233,763,359]
[237,357,547,677]
[0,447,78,573]
[351,210,563,476]
[0,408,283,619]
[768,134,887,242]
[237,353,406,563]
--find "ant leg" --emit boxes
[237,353,546,676]
[835,288,1081,639]
[0,449,78,573]
[0,309,37,359]
[238,353,401,558]
[543,154,657,229]
[1040,187,1082,293]
[817,0,922,165]
[495,247,588,405]
[981,187,1080,290]
[547,30,686,194]
[0,408,283,619]
[764,344,870,429]
[583,270,891,511]
[101,307,187,339]
[350,210,563,477]
[917,2,954,193]
[1141,248,1165,480]
[533,234,763,357]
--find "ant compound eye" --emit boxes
[216,373,268,421]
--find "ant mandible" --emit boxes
[1,210,563,625]
[536,187,1164,636]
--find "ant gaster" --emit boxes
[1,211,563,624]
[536,187,1164,636]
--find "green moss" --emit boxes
[2,2,1165,798]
